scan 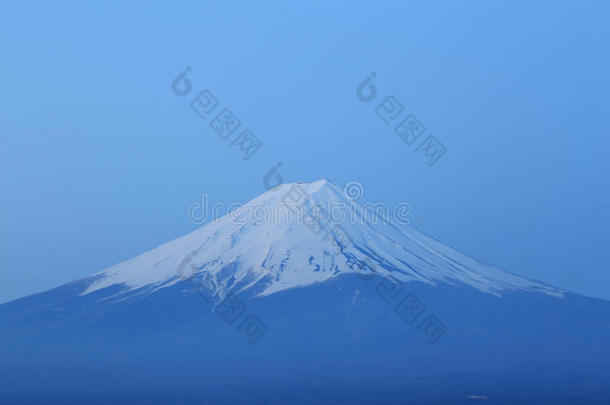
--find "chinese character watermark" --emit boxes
[171,66,263,161]
[356,72,448,167]
[177,252,269,345]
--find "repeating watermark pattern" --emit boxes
[344,181,365,199]
[170,68,443,346]
[186,193,227,225]
[340,181,422,226]
[280,183,352,255]
[180,180,438,346]
[177,252,268,345]
[354,257,447,345]
[172,66,262,161]
[356,72,447,166]
[186,181,422,227]
[276,181,421,257]
[262,161,284,190]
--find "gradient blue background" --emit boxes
[1,0,609,304]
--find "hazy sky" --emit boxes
[1,0,609,303]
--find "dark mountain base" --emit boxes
[1,275,609,404]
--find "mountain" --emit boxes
[1,180,609,404]
[82,179,561,299]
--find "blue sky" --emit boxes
[1,0,609,303]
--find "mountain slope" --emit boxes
[1,180,608,404]
[1,274,609,404]
[81,179,562,302]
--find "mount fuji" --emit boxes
[1,180,609,404]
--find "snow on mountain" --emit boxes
[81,179,564,299]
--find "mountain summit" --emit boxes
[82,179,562,301]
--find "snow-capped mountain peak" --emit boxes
[82,180,563,299]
